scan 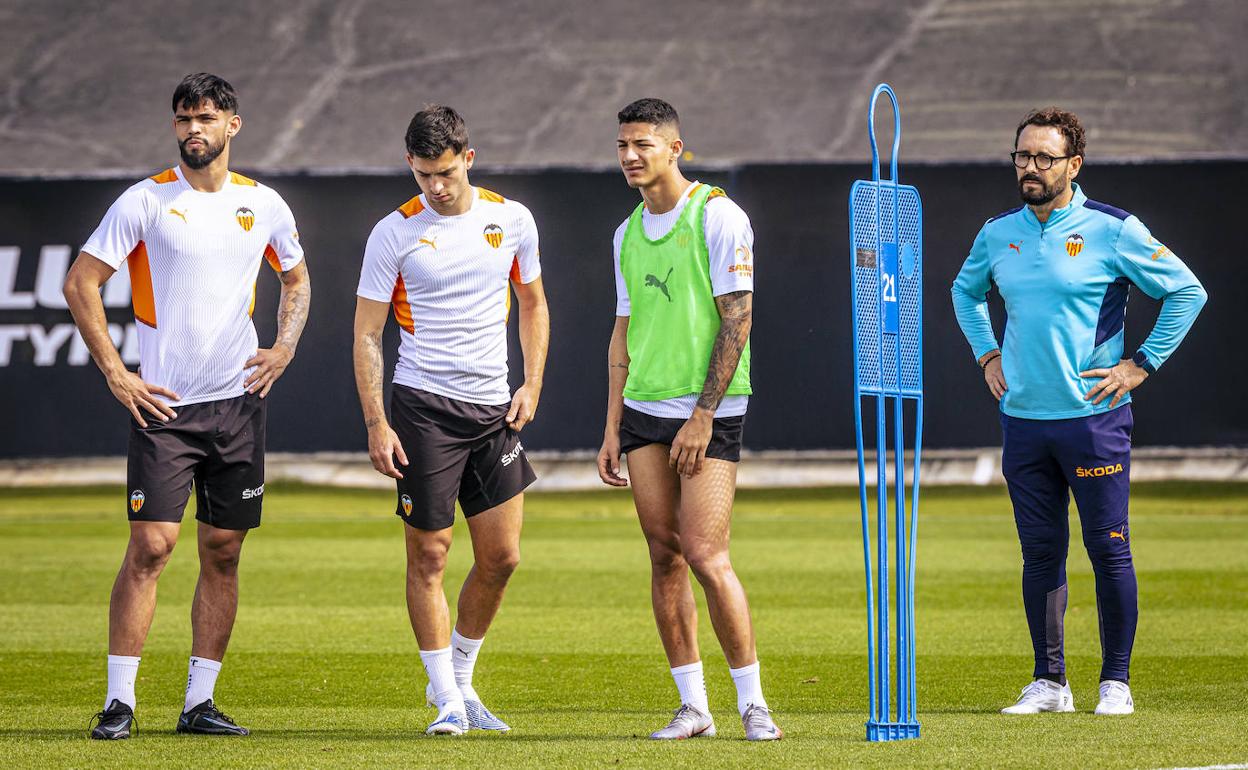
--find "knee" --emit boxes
[1083,532,1133,569]
[685,548,733,585]
[125,534,176,577]
[478,547,520,583]
[647,538,686,576]
[201,539,243,575]
[1019,534,1067,570]
[408,544,448,587]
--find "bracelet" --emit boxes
[980,352,1001,370]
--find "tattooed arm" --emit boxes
[353,297,407,479]
[245,260,311,398]
[597,315,631,486]
[670,290,753,477]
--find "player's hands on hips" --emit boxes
[107,368,179,428]
[671,408,713,478]
[507,380,541,431]
[244,343,294,398]
[367,421,408,479]
[980,351,1008,401]
[597,432,628,487]
[1081,358,1148,408]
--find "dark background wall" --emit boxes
[0,161,1242,458]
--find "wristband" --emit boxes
[980,352,1001,370]
[1131,350,1156,375]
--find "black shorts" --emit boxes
[391,385,537,531]
[618,405,745,463]
[126,392,266,530]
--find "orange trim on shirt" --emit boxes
[509,255,522,284]
[264,244,283,272]
[398,196,425,218]
[708,186,727,200]
[391,275,415,335]
[127,241,157,328]
[248,282,257,317]
[230,171,258,187]
[149,168,178,184]
[478,187,505,204]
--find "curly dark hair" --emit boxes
[1015,107,1086,157]
[618,98,679,129]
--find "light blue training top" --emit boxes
[951,183,1207,420]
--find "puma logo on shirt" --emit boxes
[645,267,674,302]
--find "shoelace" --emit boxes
[88,707,138,737]
[434,710,465,726]
[1018,680,1053,701]
[1099,682,1128,701]
[194,702,238,727]
[658,704,704,732]
[743,705,775,731]
[212,708,238,726]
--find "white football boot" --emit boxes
[1094,680,1134,715]
[1001,679,1075,714]
[649,704,716,739]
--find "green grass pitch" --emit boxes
[2,482,1246,768]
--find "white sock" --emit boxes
[105,655,140,710]
[670,660,710,714]
[729,661,767,716]
[184,656,222,712]
[451,629,484,702]
[420,647,464,712]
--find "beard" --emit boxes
[179,136,225,170]
[1018,173,1065,205]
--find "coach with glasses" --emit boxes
[951,108,1206,717]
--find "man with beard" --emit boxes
[951,108,1206,716]
[65,73,311,739]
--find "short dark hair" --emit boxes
[405,105,469,159]
[618,98,679,129]
[1016,107,1086,157]
[172,73,237,114]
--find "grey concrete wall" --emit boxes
[0,0,1243,175]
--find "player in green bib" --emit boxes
[597,99,781,742]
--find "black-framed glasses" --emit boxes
[1011,151,1073,170]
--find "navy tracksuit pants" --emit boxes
[1001,405,1137,683]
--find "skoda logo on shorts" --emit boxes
[129,490,145,513]
[401,494,413,516]
[501,442,524,467]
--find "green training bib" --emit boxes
[619,183,752,401]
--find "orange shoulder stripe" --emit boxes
[148,168,178,184]
[708,186,727,200]
[398,196,425,218]
[478,187,505,204]
[230,171,258,187]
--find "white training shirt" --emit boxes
[612,182,755,419]
[357,187,541,406]
[81,166,304,406]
